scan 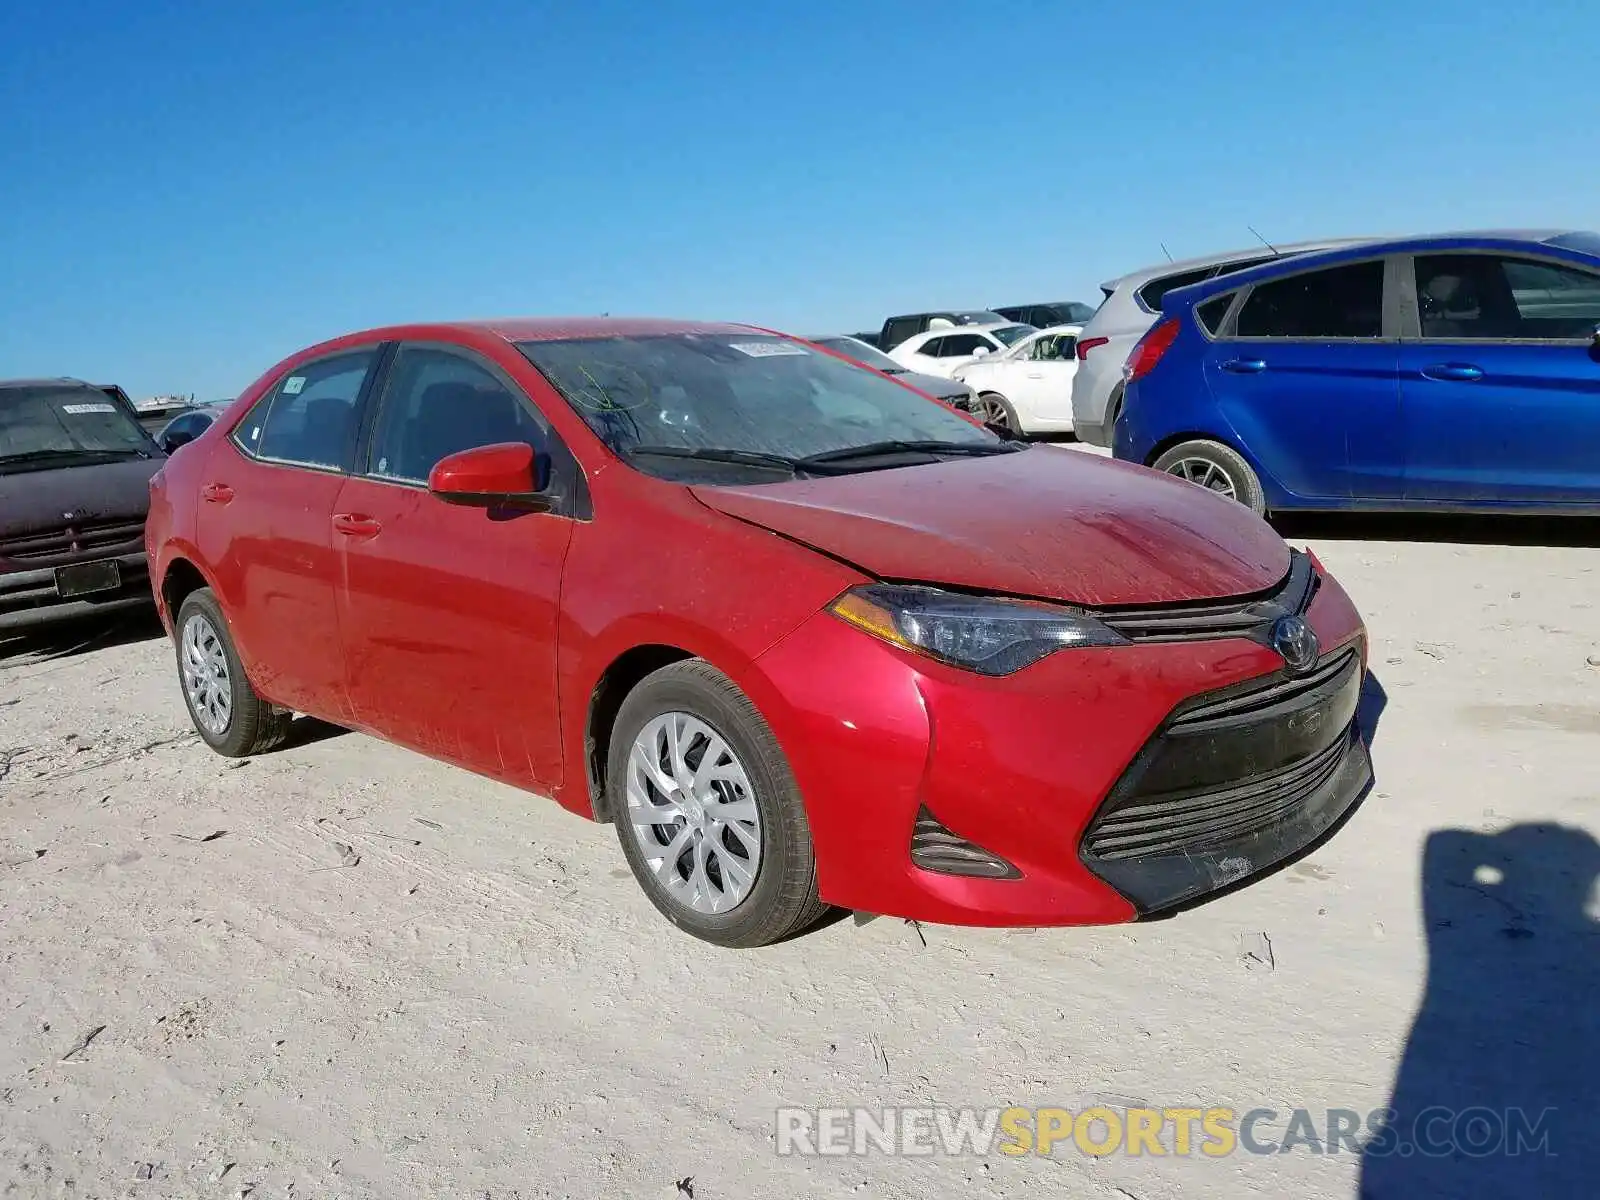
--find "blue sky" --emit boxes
[2,0,1593,400]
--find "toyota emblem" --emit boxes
[1269,615,1320,675]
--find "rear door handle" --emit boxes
[200,483,234,504]
[1221,358,1267,374]
[1026,371,1044,379]
[1421,362,1484,382]
[332,513,383,538]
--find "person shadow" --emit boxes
[1360,822,1600,1198]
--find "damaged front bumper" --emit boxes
[1079,645,1373,915]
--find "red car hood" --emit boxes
[691,446,1290,606]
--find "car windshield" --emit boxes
[813,337,906,373]
[0,385,153,472]
[989,324,1035,346]
[519,333,998,480]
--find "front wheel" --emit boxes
[174,588,292,757]
[976,392,1022,436]
[609,659,828,947]
[1151,439,1268,516]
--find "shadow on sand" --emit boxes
[1274,511,1600,549]
[1,608,166,667]
[1360,822,1600,1198]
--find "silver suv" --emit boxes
[1070,238,1374,446]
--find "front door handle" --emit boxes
[1421,362,1484,382]
[200,483,234,504]
[332,513,383,538]
[1026,371,1044,379]
[1221,358,1267,374]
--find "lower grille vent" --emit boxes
[910,806,1021,879]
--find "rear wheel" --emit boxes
[174,588,292,757]
[976,392,1021,436]
[1152,439,1268,516]
[609,659,828,947]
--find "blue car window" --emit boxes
[1235,262,1385,339]
[1416,254,1600,340]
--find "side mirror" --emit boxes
[970,346,991,358]
[428,442,552,509]
[157,430,192,454]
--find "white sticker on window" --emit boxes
[728,341,809,358]
[282,376,306,395]
[60,402,117,414]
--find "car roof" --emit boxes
[1159,229,1599,308]
[0,376,106,391]
[906,322,1025,340]
[1099,237,1381,291]
[319,317,767,348]
[884,310,1003,322]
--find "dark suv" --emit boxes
[0,378,165,631]
[992,301,1096,328]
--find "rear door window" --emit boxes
[939,334,989,357]
[1234,261,1386,339]
[233,350,378,471]
[882,318,921,348]
[916,336,946,358]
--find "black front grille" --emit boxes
[1084,730,1351,861]
[0,518,145,563]
[1097,549,1318,643]
[910,806,1020,879]
[1080,646,1368,912]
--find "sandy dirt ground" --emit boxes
[3,482,1598,1198]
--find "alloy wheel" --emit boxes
[625,711,762,915]
[1164,457,1238,500]
[976,395,1013,430]
[181,613,232,735]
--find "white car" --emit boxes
[951,324,1082,435]
[884,322,1035,379]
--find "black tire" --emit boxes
[977,392,1022,437]
[173,588,292,757]
[1152,438,1268,516]
[609,659,828,948]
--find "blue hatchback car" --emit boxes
[1113,230,1600,514]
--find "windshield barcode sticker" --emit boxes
[60,403,117,414]
[282,376,306,395]
[729,341,809,358]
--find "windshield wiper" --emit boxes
[796,439,1023,467]
[0,447,150,465]
[624,445,801,472]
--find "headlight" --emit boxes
[828,584,1128,675]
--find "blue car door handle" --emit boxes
[1421,362,1484,382]
[1221,358,1267,374]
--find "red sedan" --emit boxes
[145,318,1372,947]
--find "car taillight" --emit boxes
[1123,319,1180,382]
[1075,336,1109,361]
